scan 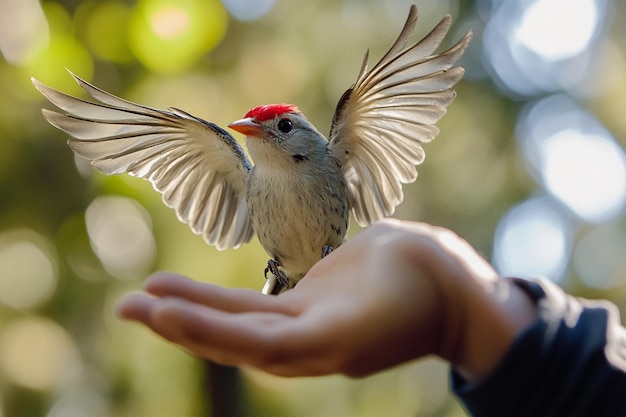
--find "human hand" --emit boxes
[117,219,536,381]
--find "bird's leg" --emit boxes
[321,245,334,258]
[264,258,290,289]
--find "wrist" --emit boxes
[451,278,538,382]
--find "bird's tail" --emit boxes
[262,274,287,295]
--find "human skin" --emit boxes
[117,219,537,382]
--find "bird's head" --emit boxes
[228,104,327,166]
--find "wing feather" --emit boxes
[33,72,254,250]
[329,5,472,226]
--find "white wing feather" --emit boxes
[329,5,472,225]
[32,72,254,250]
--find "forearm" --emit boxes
[453,278,626,417]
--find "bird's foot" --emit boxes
[264,259,290,289]
[321,245,334,258]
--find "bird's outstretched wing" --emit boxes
[328,5,472,226]
[32,72,254,250]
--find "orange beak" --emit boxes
[228,117,264,137]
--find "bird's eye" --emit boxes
[277,118,293,133]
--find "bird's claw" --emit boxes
[322,245,334,258]
[265,259,290,289]
[263,247,333,293]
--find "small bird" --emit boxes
[33,5,471,294]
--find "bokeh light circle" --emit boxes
[0,317,80,390]
[85,196,156,279]
[517,95,626,223]
[128,0,228,73]
[0,230,57,310]
[493,196,572,282]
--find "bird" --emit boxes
[32,5,472,294]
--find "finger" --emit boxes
[148,298,331,376]
[144,272,301,315]
[115,293,278,355]
[116,293,158,323]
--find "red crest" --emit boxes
[244,104,299,121]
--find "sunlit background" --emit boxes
[1,0,625,416]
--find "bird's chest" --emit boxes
[246,166,349,276]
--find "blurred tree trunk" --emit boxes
[204,361,244,417]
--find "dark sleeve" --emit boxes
[452,277,626,417]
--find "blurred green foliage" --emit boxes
[0,0,625,416]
